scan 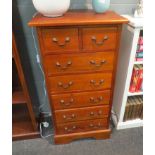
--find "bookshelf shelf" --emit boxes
[113,118,143,130]
[128,92,143,96]
[12,90,26,105]
[134,61,143,65]
[112,15,143,130]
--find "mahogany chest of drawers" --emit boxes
[29,11,128,144]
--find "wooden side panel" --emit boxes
[107,25,123,126]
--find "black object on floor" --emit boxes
[13,127,143,155]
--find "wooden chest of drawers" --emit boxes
[29,11,128,144]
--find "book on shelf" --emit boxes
[140,105,143,119]
[137,96,143,119]
[135,52,143,61]
[136,52,143,58]
[123,96,143,122]
[138,36,143,45]
[135,35,143,61]
[129,65,140,93]
[131,97,139,120]
[135,65,143,92]
[140,81,143,91]
[123,100,130,121]
[136,45,143,52]
[134,97,142,118]
[136,57,143,61]
[129,64,143,93]
[139,44,143,51]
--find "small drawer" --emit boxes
[48,72,112,94]
[55,105,109,124]
[51,90,111,110]
[41,28,79,54]
[82,27,117,51]
[56,118,108,134]
[44,52,115,76]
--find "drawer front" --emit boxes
[51,90,111,110]
[44,52,115,76]
[82,27,117,51]
[56,118,108,134]
[55,105,109,124]
[49,73,112,93]
[41,28,79,54]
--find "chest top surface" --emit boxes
[28,10,128,27]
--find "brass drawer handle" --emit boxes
[58,81,73,89]
[52,37,70,47]
[63,114,76,120]
[98,110,103,115]
[60,98,74,106]
[91,35,108,45]
[56,61,72,70]
[90,96,103,104]
[89,110,103,116]
[89,60,107,67]
[89,122,102,129]
[90,112,95,116]
[64,125,77,132]
[90,79,104,87]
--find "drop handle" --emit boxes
[91,35,109,45]
[98,110,103,115]
[63,114,76,120]
[52,37,70,47]
[60,98,74,106]
[90,112,95,116]
[89,60,107,67]
[89,110,103,117]
[89,123,102,129]
[90,96,103,104]
[55,61,72,70]
[58,81,73,89]
[90,79,104,87]
[64,125,77,132]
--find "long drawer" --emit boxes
[48,72,112,94]
[56,118,108,134]
[51,90,111,110]
[55,105,109,124]
[44,52,114,76]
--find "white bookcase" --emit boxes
[112,15,143,130]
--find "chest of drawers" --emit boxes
[29,11,128,144]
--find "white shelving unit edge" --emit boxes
[112,15,143,130]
